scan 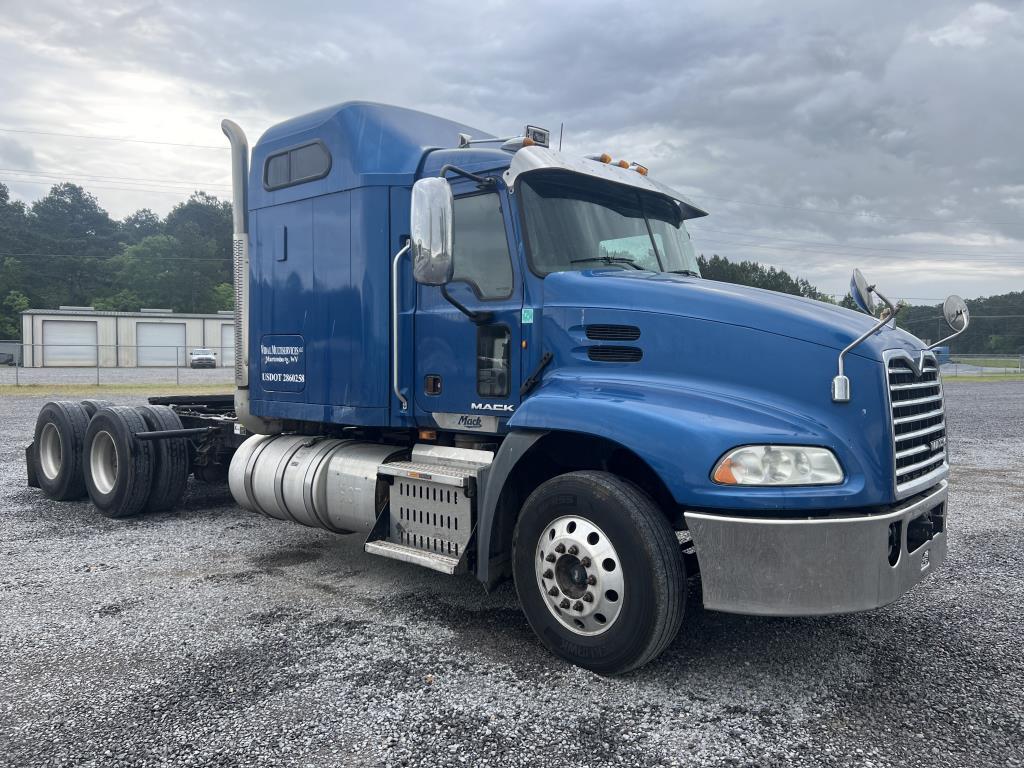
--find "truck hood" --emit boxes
[541,270,925,360]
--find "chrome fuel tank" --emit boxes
[228,434,404,533]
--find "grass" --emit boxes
[0,383,232,398]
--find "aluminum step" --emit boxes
[364,540,463,574]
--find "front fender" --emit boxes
[508,373,880,511]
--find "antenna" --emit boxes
[558,122,564,151]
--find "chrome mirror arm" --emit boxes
[927,311,970,350]
[832,288,900,403]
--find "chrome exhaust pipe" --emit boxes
[221,119,280,435]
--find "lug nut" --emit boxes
[560,598,571,609]
[548,586,559,596]
[573,601,584,612]
[582,592,594,603]
[542,569,553,579]
[546,553,556,562]
[554,543,566,554]
[567,545,579,556]
[580,557,591,567]
[587,575,597,586]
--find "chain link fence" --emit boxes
[941,354,1024,377]
[0,343,234,387]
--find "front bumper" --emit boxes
[685,480,947,616]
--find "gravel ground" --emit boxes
[1,381,1022,768]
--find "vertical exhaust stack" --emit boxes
[221,119,281,435]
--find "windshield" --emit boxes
[193,349,213,355]
[519,172,701,276]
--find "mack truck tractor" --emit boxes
[25,102,970,673]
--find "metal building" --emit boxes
[21,307,235,367]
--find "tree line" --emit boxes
[1,181,1020,353]
[0,182,232,338]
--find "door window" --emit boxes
[452,193,514,300]
[477,325,511,397]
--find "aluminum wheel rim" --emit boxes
[90,431,119,495]
[39,422,62,481]
[535,515,625,636]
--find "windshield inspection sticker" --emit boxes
[260,335,306,392]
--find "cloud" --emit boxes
[0,0,1021,299]
[921,3,1017,48]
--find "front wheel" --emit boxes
[512,471,686,674]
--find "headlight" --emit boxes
[711,445,844,486]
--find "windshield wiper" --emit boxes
[668,269,701,277]
[570,256,644,270]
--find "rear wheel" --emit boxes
[136,405,189,512]
[33,401,91,500]
[513,471,685,674]
[80,399,115,418]
[83,406,154,518]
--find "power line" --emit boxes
[0,251,230,262]
[695,235,1024,263]
[0,167,230,189]
[691,226,1024,259]
[693,192,1024,228]
[0,126,227,150]
[0,177,219,197]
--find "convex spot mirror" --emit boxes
[411,177,454,286]
[849,268,875,314]
[943,295,969,332]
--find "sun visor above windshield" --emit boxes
[503,145,708,220]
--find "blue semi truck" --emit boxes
[26,102,969,673]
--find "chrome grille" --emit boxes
[886,351,946,495]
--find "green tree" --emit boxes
[28,183,119,309]
[120,209,164,244]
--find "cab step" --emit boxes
[364,444,493,572]
[363,540,462,574]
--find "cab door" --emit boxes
[413,185,523,434]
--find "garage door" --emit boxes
[42,320,98,366]
[137,322,186,367]
[220,323,235,368]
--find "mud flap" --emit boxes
[25,442,39,488]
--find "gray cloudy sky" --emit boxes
[1,0,1022,301]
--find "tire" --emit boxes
[33,401,91,500]
[83,406,154,518]
[80,399,115,418]
[513,471,686,674]
[136,405,189,512]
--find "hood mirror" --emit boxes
[833,270,900,403]
[410,177,454,286]
[849,269,875,315]
[927,295,970,350]
[942,295,969,332]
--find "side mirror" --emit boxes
[410,177,454,285]
[942,295,969,332]
[849,268,875,314]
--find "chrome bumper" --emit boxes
[685,480,948,616]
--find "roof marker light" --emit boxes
[616,160,629,169]
[633,163,649,176]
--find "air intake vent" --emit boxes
[585,324,641,341]
[886,352,946,495]
[588,346,643,363]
